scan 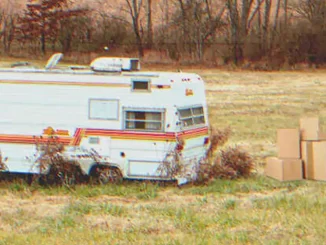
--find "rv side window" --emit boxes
[89,99,119,120]
[132,80,150,91]
[124,110,164,131]
[178,106,205,127]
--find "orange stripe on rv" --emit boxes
[0,134,71,145]
[0,127,208,145]
[70,128,83,146]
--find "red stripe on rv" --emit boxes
[0,127,208,145]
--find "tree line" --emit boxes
[0,0,325,68]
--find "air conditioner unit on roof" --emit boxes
[90,57,140,72]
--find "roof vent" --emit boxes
[90,57,140,72]
[45,53,63,70]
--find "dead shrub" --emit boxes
[34,136,65,173]
[197,145,254,183]
[0,151,8,171]
[34,137,84,186]
[219,146,254,178]
[157,137,186,179]
[206,126,232,159]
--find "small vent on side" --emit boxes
[132,80,150,91]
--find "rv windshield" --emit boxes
[178,106,205,128]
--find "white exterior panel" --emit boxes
[0,63,210,182]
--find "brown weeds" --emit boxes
[219,146,254,178]
[206,126,232,159]
[0,151,8,171]
[157,137,185,179]
[34,137,84,186]
[198,145,254,183]
[198,126,254,183]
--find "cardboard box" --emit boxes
[301,141,314,179]
[300,117,326,140]
[277,129,301,159]
[300,117,319,140]
[312,141,326,181]
[317,132,326,140]
[265,157,303,181]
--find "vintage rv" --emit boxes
[0,54,210,185]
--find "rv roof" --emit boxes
[0,69,199,86]
[0,53,199,82]
[0,68,186,77]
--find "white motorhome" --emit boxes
[0,54,210,185]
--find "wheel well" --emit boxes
[88,164,122,177]
[40,161,86,186]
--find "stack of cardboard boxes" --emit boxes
[265,117,326,181]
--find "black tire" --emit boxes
[39,162,85,186]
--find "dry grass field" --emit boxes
[1,62,326,244]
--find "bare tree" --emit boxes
[262,0,271,52]
[270,0,281,49]
[284,0,288,27]
[125,0,144,57]
[172,0,225,61]
[0,0,20,54]
[201,0,226,59]
[93,10,130,52]
[289,0,326,64]
[293,0,326,30]
[226,0,268,64]
[146,0,153,48]
[226,0,253,64]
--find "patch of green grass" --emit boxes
[177,175,305,195]
[64,201,128,217]
[3,180,37,198]
[0,175,305,200]
[37,214,83,235]
[222,198,237,210]
[37,181,161,200]
[0,228,129,245]
[50,215,79,230]
[145,205,212,232]
[216,212,241,228]
[135,182,159,200]
[172,208,208,232]
[252,189,326,212]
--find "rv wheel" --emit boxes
[96,166,123,184]
[40,163,84,186]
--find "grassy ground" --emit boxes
[0,177,318,245]
[1,64,326,244]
